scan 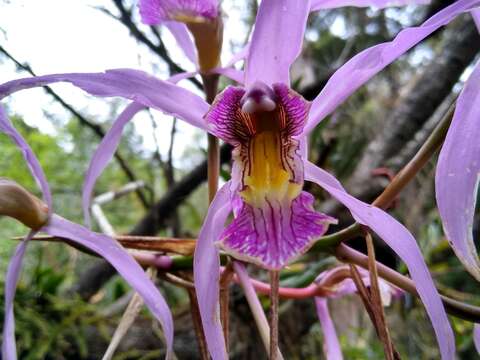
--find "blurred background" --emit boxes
[0,0,479,358]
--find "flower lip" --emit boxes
[240,81,277,114]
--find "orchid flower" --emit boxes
[314,266,402,360]
[1,0,479,359]
[0,106,174,360]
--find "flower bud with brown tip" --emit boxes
[0,179,49,230]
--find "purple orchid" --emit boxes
[1,0,480,359]
[314,266,402,360]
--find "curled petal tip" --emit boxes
[0,179,49,230]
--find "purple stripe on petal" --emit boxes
[165,22,198,66]
[474,324,480,354]
[2,231,34,360]
[82,102,145,227]
[315,298,343,360]
[304,161,455,360]
[0,69,209,131]
[219,192,335,269]
[435,61,480,281]
[305,0,480,134]
[0,105,51,212]
[43,215,174,358]
[311,0,429,10]
[245,0,311,87]
[194,183,232,360]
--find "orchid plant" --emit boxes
[1,0,480,359]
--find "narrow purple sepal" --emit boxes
[315,298,343,360]
[43,215,174,359]
[164,22,198,66]
[139,0,218,24]
[304,161,455,360]
[474,324,480,354]
[82,102,145,227]
[311,0,429,11]
[245,0,311,87]
[305,0,480,134]
[473,8,480,32]
[0,70,209,131]
[0,105,52,212]
[435,60,480,281]
[1,231,34,360]
[219,191,335,269]
[194,183,232,360]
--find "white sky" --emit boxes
[0,0,248,166]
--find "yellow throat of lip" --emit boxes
[240,130,301,208]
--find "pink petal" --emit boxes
[304,161,455,359]
[473,8,480,31]
[0,69,209,131]
[43,215,174,358]
[315,298,343,360]
[474,324,480,354]
[219,192,335,269]
[82,102,145,227]
[435,60,480,281]
[311,0,429,10]
[0,105,51,211]
[2,231,34,360]
[245,0,310,87]
[165,22,198,66]
[139,0,218,24]
[305,0,480,134]
[193,183,232,360]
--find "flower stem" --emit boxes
[270,270,280,360]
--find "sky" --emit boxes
[0,0,249,167]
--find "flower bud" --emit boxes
[0,179,49,230]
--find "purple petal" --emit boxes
[315,298,343,360]
[435,61,480,281]
[2,231,34,360]
[305,0,480,134]
[245,0,310,87]
[224,44,250,68]
[474,324,480,354]
[0,105,51,211]
[43,215,173,358]
[311,0,429,10]
[209,67,244,84]
[304,161,455,359]
[165,22,198,66]
[0,69,209,131]
[193,183,232,360]
[139,0,218,24]
[219,192,335,269]
[473,9,480,31]
[82,102,145,227]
